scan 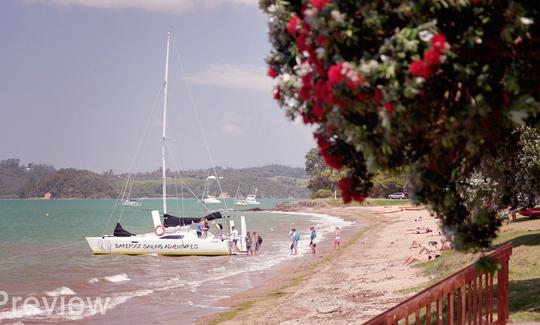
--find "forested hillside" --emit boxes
[0,159,308,199]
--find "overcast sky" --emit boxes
[0,0,314,173]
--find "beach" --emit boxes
[200,204,443,324]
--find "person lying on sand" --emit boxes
[402,252,441,266]
[407,226,433,234]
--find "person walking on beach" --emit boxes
[230,226,239,252]
[246,232,253,256]
[309,226,317,255]
[289,228,299,255]
[255,232,263,254]
[333,227,341,250]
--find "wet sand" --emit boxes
[198,205,444,324]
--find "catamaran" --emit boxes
[86,32,243,256]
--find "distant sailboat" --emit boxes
[202,175,222,204]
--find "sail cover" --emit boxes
[163,212,224,227]
[114,223,135,237]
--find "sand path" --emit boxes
[212,205,444,324]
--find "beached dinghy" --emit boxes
[86,32,242,256]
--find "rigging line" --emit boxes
[104,83,165,233]
[170,35,228,210]
[165,141,212,214]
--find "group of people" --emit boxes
[230,226,263,255]
[196,218,210,238]
[403,237,453,266]
[289,226,340,255]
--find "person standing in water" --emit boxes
[230,226,239,252]
[289,228,299,255]
[254,232,263,254]
[333,227,341,250]
[246,232,253,256]
[309,226,317,255]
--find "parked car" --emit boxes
[518,206,540,219]
[387,192,406,199]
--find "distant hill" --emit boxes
[0,159,308,199]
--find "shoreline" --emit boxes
[198,205,440,324]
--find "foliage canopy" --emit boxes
[260,0,540,250]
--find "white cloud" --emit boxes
[184,63,274,92]
[22,0,257,14]
[221,123,244,136]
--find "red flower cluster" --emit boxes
[267,67,278,78]
[315,134,344,170]
[409,33,448,79]
[338,177,367,203]
[310,0,330,11]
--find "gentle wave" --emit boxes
[45,286,76,297]
[104,273,130,283]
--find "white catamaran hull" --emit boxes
[86,234,230,256]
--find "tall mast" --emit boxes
[161,31,171,215]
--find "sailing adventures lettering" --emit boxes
[114,243,199,250]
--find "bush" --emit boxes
[311,188,334,199]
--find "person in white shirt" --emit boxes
[230,226,239,252]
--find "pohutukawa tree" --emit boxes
[260,0,540,250]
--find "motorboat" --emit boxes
[121,199,142,207]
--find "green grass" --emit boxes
[414,218,540,322]
[208,300,256,325]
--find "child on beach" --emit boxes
[309,226,317,255]
[289,228,299,255]
[333,227,341,250]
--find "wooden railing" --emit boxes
[365,243,512,325]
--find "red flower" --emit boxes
[315,35,329,47]
[503,93,511,104]
[327,63,345,86]
[409,60,431,79]
[287,16,300,36]
[311,0,330,11]
[314,80,334,103]
[338,178,353,203]
[323,154,343,170]
[326,123,336,133]
[302,113,314,124]
[315,133,331,151]
[357,93,367,102]
[346,72,364,92]
[373,89,382,103]
[423,49,442,66]
[267,67,278,78]
[296,33,308,52]
[431,34,447,52]
[312,102,326,120]
[383,102,394,113]
[351,192,367,203]
[273,87,281,101]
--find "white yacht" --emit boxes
[201,176,222,204]
[121,199,142,207]
[245,188,260,205]
[86,32,240,256]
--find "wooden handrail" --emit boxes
[365,242,512,325]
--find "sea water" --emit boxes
[0,199,353,323]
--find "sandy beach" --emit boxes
[199,204,444,324]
